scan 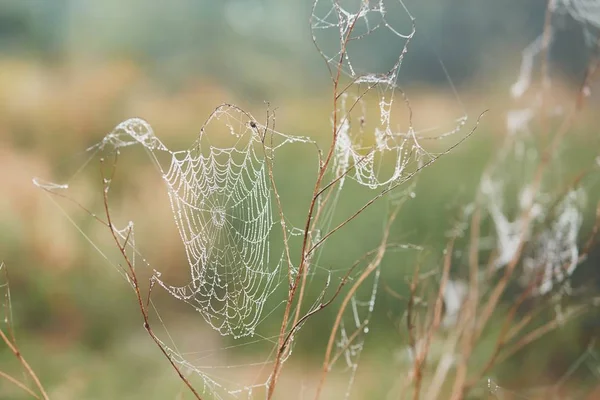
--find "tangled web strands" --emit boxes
[483,0,596,296]
[512,0,600,99]
[50,110,408,398]
[312,0,468,190]
[523,189,585,295]
[309,3,471,394]
[31,1,475,396]
[91,106,311,339]
[335,267,380,398]
[553,0,600,38]
[480,127,587,294]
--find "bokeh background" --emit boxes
[1,1,599,399]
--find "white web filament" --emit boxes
[512,0,600,100]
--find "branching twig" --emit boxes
[0,330,49,400]
[0,263,50,400]
[99,159,203,400]
[314,202,403,400]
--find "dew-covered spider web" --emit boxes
[512,0,600,100]
[151,110,280,339]
[304,1,475,397]
[33,105,319,398]
[457,3,600,397]
[479,0,600,296]
[30,1,479,398]
[311,0,472,191]
[37,106,314,341]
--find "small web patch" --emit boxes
[311,0,471,191]
[512,0,600,100]
[523,189,585,294]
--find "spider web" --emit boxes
[33,105,319,398]
[512,0,600,99]
[480,0,600,295]
[300,1,474,397]
[30,1,475,398]
[522,188,585,295]
[48,107,303,340]
[155,111,279,339]
[311,0,470,191]
[311,0,419,191]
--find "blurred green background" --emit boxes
[1,1,599,399]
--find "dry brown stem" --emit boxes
[0,263,50,400]
[99,160,203,400]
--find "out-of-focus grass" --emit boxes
[1,59,599,399]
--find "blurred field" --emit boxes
[1,54,599,400]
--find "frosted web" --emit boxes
[311,0,470,190]
[304,1,475,397]
[33,106,319,397]
[522,189,585,295]
[157,111,277,339]
[512,0,600,100]
[29,1,478,398]
[35,106,313,341]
